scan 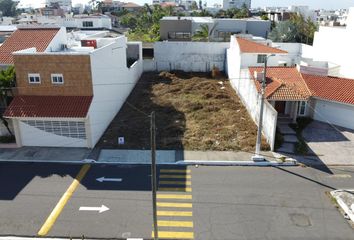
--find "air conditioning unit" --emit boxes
[254,71,264,82]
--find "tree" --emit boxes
[261,14,269,20]
[268,21,297,42]
[192,24,210,41]
[0,66,15,136]
[190,1,198,10]
[0,0,17,17]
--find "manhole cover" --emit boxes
[289,213,312,227]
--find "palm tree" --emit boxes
[0,66,15,136]
[192,24,210,41]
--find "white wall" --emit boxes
[88,37,143,147]
[17,119,88,148]
[313,98,354,130]
[312,22,354,79]
[148,42,229,72]
[45,27,68,52]
[227,62,278,150]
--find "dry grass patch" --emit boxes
[97,71,269,151]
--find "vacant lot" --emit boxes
[97,71,269,151]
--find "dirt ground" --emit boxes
[97,71,269,151]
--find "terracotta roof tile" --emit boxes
[0,28,59,65]
[237,37,288,54]
[4,96,92,118]
[249,66,311,101]
[302,74,354,105]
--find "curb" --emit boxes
[330,189,354,222]
[0,158,298,166]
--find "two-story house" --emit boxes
[4,33,143,148]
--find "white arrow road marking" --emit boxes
[96,177,123,182]
[79,205,109,213]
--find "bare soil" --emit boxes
[97,71,270,151]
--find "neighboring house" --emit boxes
[0,25,17,44]
[0,26,66,68]
[45,0,72,12]
[159,16,271,41]
[227,34,354,150]
[3,33,143,148]
[312,7,354,79]
[121,2,142,12]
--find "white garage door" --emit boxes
[314,99,354,130]
[19,120,88,148]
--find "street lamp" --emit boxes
[252,54,275,162]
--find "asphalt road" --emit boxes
[0,162,354,239]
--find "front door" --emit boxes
[275,101,286,114]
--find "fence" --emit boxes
[230,68,278,151]
[143,41,229,72]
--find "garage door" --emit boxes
[19,120,88,147]
[314,99,354,130]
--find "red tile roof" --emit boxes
[236,37,288,54]
[4,96,92,118]
[302,74,354,105]
[0,28,60,65]
[249,67,311,101]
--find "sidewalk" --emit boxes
[0,147,296,166]
[0,146,91,163]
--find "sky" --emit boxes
[19,0,354,10]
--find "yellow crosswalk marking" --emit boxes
[157,202,192,208]
[159,187,192,192]
[152,231,194,239]
[157,194,192,199]
[157,211,192,217]
[157,220,193,227]
[159,180,191,186]
[160,169,191,173]
[160,174,191,179]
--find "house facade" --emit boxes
[4,33,143,148]
[227,34,354,150]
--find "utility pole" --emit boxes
[252,54,275,162]
[150,111,158,240]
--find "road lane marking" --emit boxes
[152,231,194,239]
[79,205,109,213]
[157,211,193,217]
[159,180,191,186]
[160,175,191,179]
[159,187,192,192]
[160,169,191,173]
[157,202,192,208]
[157,220,193,227]
[96,177,123,182]
[157,194,192,199]
[37,164,90,236]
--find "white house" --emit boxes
[4,31,143,148]
[227,33,354,150]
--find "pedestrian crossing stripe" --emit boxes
[157,211,193,217]
[152,231,194,239]
[160,174,191,179]
[159,180,192,186]
[160,169,191,174]
[157,220,194,227]
[157,202,192,208]
[157,194,192,199]
[158,187,192,192]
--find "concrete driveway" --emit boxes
[303,121,354,165]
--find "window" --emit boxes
[257,54,267,64]
[28,73,41,84]
[168,32,191,39]
[298,101,307,116]
[51,74,64,84]
[82,21,93,27]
